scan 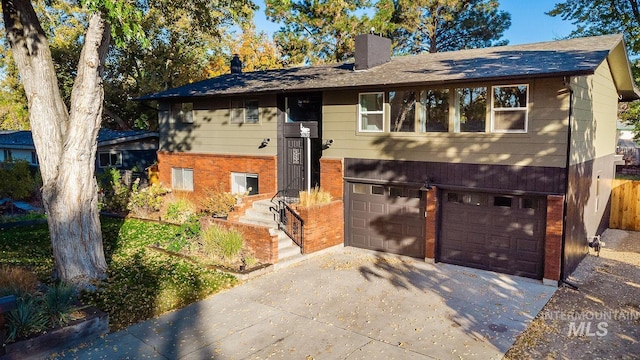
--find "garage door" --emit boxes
[347,183,425,258]
[440,191,546,279]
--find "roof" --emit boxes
[138,34,640,102]
[0,129,158,149]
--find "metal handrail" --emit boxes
[278,200,304,253]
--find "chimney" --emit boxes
[230,54,242,74]
[354,34,391,70]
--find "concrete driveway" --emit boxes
[56,248,555,359]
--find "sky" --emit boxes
[252,0,577,46]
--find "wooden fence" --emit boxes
[610,179,640,230]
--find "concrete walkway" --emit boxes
[55,248,555,359]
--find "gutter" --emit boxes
[560,76,573,282]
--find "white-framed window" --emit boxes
[231,99,260,124]
[172,167,194,191]
[389,90,417,132]
[231,172,258,195]
[173,103,194,124]
[491,84,528,133]
[98,152,122,168]
[420,88,449,132]
[454,87,487,133]
[359,92,384,132]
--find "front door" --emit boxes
[279,93,323,197]
[284,138,306,197]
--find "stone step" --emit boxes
[251,199,277,213]
[278,242,301,260]
[237,216,277,228]
[244,208,276,222]
[274,252,306,270]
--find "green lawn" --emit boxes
[0,217,237,330]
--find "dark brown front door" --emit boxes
[284,138,305,197]
[347,183,425,258]
[440,191,546,279]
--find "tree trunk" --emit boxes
[2,0,109,286]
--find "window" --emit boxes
[230,99,260,124]
[177,103,193,124]
[353,183,367,194]
[286,94,322,122]
[31,151,38,165]
[420,89,449,132]
[389,91,416,132]
[172,168,194,191]
[98,152,122,168]
[371,185,385,195]
[492,85,528,132]
[494,196,513,208]
[3,150,11,162]
[231,172,258,195]
[359,92,384,132]
[454,87,487,132]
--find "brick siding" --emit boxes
[544,194,565,281]
[425,187,438,259]
[200,217,278,264]
[157,151,277,200]
[296,200,344,254]
[320,158,344,199]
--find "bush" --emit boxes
[97,167,130,212]
[200,225,244,261]
[164,196,196,224]
[0,160,39,201]
[199,186,239,218]
[127,182,170,215]
[298,187,332,208]
[0,265,39,297]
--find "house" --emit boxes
[138,34,639,284]
[616,119,639,166]
[0,129,159,172]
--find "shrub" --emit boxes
[0,265,39,297]
[0,160,39,201]
[199,186,239,218]
[164,196,197,224]
[298,187,332,208]
[97,167,130,212]
[5,295,49,342]
[43,282,79,327]
[127,182,170,215]
[200,225,244,261]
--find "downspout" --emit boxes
[560,76,573,284]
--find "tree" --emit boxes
[204,25,283,77]
[0,0,254,286]
[388,0,511,54]
[265,0,379,65]
[548,0,640,139]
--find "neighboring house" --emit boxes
[0,129,159,172]
[616,119,639,165]
[138,34,639,284]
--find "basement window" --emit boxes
[232,172,258,195]
[172,167,194,191]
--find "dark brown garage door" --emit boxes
[347,183,425,258]
[440,191,546,279]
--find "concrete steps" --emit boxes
[237,199,303,265]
